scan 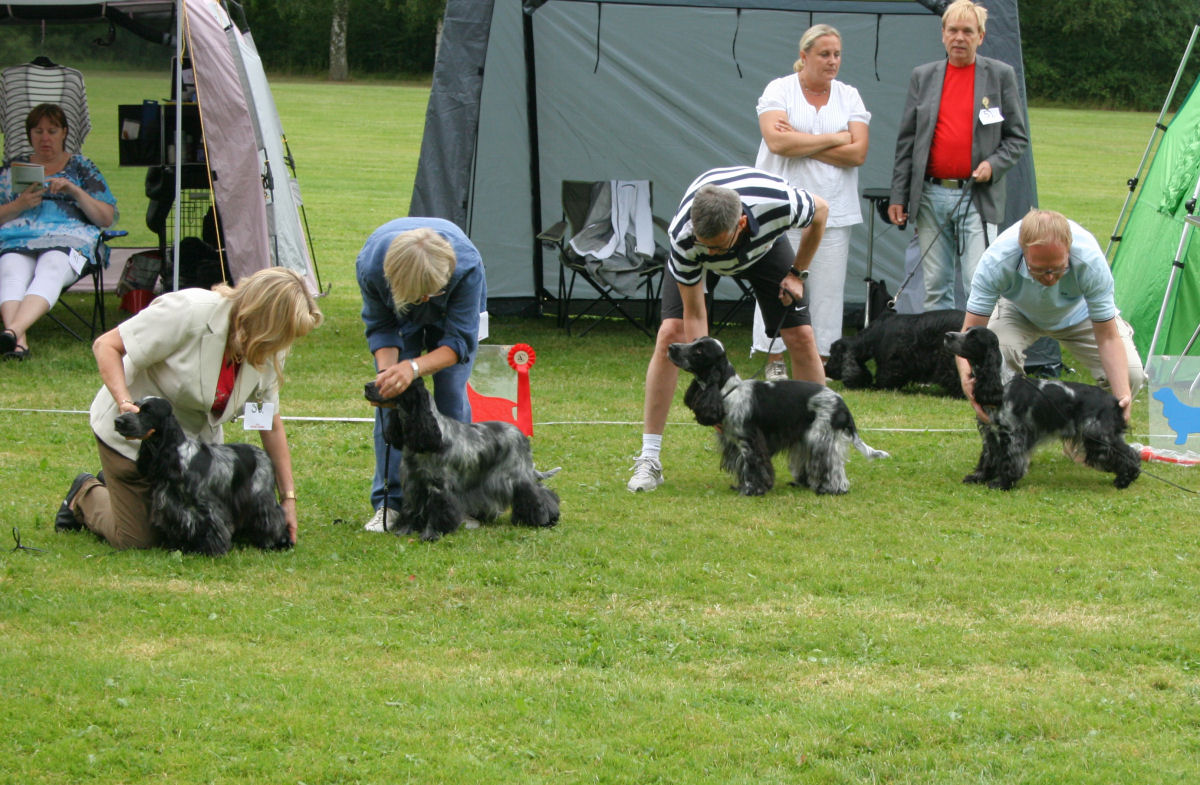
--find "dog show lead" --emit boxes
[53,267,323,550]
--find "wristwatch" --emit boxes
[788,266,809,281]
[409,358,421,378]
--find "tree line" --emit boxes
[240,0,1200,111]
[0,1,1195,110]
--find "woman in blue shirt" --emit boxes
[0,103,117,360]
[356,217,487,531]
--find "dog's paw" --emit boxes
[737,485,768,496]
[1113,470,1140,489]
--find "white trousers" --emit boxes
[752,225,851,357]
[0,249,77,307]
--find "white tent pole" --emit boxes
[1105,24,1200,260]
[172,0,184,291]
[1145,190,1200,370]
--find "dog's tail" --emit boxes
[537,466,562,480]
[851,434,890,461]
[833,395,890,460]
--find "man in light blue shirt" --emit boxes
[957,209,1144,422]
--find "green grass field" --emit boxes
[1,75,1197,784]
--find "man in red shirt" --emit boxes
[888,0,1028,311]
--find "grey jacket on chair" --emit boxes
[889,55,1029,226]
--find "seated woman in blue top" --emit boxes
[0,103,117,360]
[356,217,487,532]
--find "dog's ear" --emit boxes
[684,378,725,426]
[972,334,1006,407]
[401,380,446,452]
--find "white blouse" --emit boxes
[754,74,871,228]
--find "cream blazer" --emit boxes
[90,289,280,461]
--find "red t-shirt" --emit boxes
[927,61,975,179]
[211,356,240,415]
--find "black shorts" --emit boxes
[661,235,811,331]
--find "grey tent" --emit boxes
[0,0,319,292]
[412,0,1035,315]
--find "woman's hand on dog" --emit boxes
[281,499,298,544]
[372,360,418,400]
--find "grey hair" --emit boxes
[942,0,987,34]
[691,185,742,239]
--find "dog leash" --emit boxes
[889,181,977,310]
[11,526,45,553]
[747,299,797,380]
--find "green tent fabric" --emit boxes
[1112,76,1200,360]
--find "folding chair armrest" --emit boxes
[652,215,669,233]
[102,229,129,242]
[536,220,568,246]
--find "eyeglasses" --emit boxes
[1027,264,1069,281]
[693,228,740,255]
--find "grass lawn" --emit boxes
[1,74,1197,784]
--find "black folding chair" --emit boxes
[538,180,667,339]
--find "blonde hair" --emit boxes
[383,227,457,313]
[942,0,987,34]
[793,24,841,73]
[216,267,323,379]
[1018,209,1072,251]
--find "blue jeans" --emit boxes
[916,183,995,311]
[371,349,475,511]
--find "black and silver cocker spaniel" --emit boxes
[944,326,1140,490]
[364,376,560,542]
[826,309,965,396]
[668,336,889,495]
[114,396,292,556]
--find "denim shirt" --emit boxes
[356,217,487,364]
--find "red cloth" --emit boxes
[927,62,975,179]
[211,356,240,415]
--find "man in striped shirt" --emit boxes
[628,165,829,492]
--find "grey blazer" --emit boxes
[889,55,1029,225]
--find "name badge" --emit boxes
[243,401,276,430]
[979,106,1003,125]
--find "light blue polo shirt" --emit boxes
[966,218,1117,331]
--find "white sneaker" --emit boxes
[627,456,664,492]
[765,360,788,382]
[363,506,400,532]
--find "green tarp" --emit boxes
[1112,76,1200,360]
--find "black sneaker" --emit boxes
[54,472,94,532]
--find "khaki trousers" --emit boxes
[990,298,1146,395]
[71,436,161,550]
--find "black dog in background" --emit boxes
[944,326,1140,490]
[668,337,889,496]
[364,377,560,542]
[114,396,291,555]
[827,308,966,396]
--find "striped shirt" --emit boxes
[667,166,817,286]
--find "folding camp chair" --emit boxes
[709,277,755,335]
[538,180,667,339]
[0,58,124,340]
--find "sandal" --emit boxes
[0,329,15,354]
[4,344,29,361]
